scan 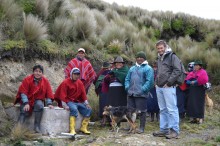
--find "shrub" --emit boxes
[215,135,220,142]
[92,9,108,35]
[52,17,73,43]
[1,40,26,50]
[23,13,48,43]
[101,22,126,45]
[72,8,97,41]
[35,0,49,20]
[0,0,22,21]
[18,0,36,14]
[107,39,124,54]
[37,40,59,55]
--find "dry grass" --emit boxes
[92,9,108,35]
[104,8,120,21]
[11,124,39,141]
[23,13,48,43]
[35,0,49,20]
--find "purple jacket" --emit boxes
[185,69,208,85]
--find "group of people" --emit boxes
[14,40,209,139]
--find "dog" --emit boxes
[103,106,137,133]
[205,93,213,113]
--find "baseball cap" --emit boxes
[78,48,85,53]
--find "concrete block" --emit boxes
[5,105,83,135]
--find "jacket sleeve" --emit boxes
[142,66,154,93]
[197,69,209,85]
[124,68,132,91]
[167,55,182,85]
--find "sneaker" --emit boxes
[153,131,169,137]
[165,129,178,139]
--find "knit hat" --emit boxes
[102,62,110,68]
[194,60,203,66]
[33,65,44,73]
[114,56,124,63]
[136,51,146,60]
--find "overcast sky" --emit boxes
[102,0,220,20]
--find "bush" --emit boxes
[18,0,36,14]
[52,17,73,43]
[107,40,124,54]
[35,0,49,20]
[23,13,48,43]
[92,9,108,35]
[72,8,97,41]
[1,40,26,50]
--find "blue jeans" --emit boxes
[156,86,180,133]
[67,102,92,117]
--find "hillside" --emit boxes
[0,0,220,84]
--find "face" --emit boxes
[194,64,201,71]
[72,73,80,80]
[153,65,157,71]
[156,44,166,55]
[115,62,124,69]
[136,57,145,65]
[77,51,85,59]
[33,68,43,79]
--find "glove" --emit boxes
[186,80,191,85]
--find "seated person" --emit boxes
[14,65,54,133]
[55,67,92,135]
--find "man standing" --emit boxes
[153,40,181,139]
[64,48,96,93]
[125,51,154,134]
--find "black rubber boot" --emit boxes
[34,111,43,133]
[18,113,26,124]
[137,112,146,134]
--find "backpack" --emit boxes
[169,53,186,85]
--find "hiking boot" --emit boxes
[153,131,169,137]
[165,129,178,139]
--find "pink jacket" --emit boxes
[185,69,208,85]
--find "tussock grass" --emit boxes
[11,124,39,141]
[23,13,48,43]
[92,9,108,35]
[35,0,49,20]
[0,0,22,21]
[72,8,97,41]
[105,8,120,21]
[52,17,73,43]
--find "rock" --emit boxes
[5,105,84,135]
[0,100,11,136]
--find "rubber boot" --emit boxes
[34,111,43,133]
[18,113,26,124]
[150,112,154,122]
[69,116,76,135]
[137,112,146,134]
[80,117,91,134]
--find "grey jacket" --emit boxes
[156,52,182,87]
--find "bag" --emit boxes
[203,82,212,91]
[169,53,186,85]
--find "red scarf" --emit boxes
[14,74,54,112]
[64,58,96,90]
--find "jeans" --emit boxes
[67,102,92,117]
[156,86,179,134]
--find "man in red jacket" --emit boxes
[55,67,92,135]
[64,48,96,94]
[14,65,54,133]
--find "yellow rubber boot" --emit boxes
[80,117,91,134]
[70,116,76,135]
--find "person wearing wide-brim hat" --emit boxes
[103,56,129,107]
[185,60,209,124]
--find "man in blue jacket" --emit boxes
[125,51,154,133]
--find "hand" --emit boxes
[64,106,70,111]
[86,104,92,109]
[23,104,30,112]
[48,104,54,109]
[186,80,191,85]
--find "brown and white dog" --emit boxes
[205,93,213,113]
[103,106,137,133]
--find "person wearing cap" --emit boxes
[14,65,54,133]
[55,67,92,135]
[125,51,154,133]
[64,48,96,94]
[185,60,209,124]
[93,62,111,121]
[103,56,129,107]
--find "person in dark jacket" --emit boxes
[125,51,154,133]
[153,40,182,139]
